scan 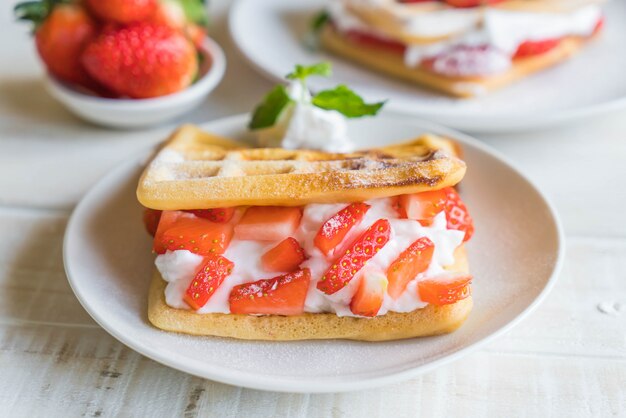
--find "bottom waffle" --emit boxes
[320,24,588,98]
[148,245,471,341]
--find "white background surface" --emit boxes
[0,0,624,416]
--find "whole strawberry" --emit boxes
[81,23,198,98]
[15,1,97,86]
[86,0,157,24]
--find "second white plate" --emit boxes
[63,114,564,393]
[230,0,626,132]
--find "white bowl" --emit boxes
[44,36,226,129]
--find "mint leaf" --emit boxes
[286,62,331,82]
[178,0,209,27]
[248,85,292,130]
[312,85,385,118]
[311,11,329,32]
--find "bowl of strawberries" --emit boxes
[15,0,225,128]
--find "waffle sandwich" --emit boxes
[138,125,475,341]
[319,0,605,97]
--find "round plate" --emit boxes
[63,114,564,393]
[229,0,626,132]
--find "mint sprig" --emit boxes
[312,85,385,118]
[249,62,385,130]
[248,85,291,130]
[286,62,332,82]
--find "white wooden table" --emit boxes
[1,1,624,416]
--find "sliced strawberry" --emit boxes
[261,237,306,273]
[234,206,302,241]
[188,208,235,223]
[153,210,188,253]
[317,219,391,295]
[444,188,474,242]
[314,202,370,256]
[350,271,387,317]
[229,269,310,315]
[143,208,162,237]
[184,255,234,310]
[514,38,562,59]
[444,0,503,8]
[387,237,435,299]
[158,216,233,255]
[398,189,446,224]
[418,273,472,306]
[399,188,474,242]
[343,27,406,54]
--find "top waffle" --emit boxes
[136,125,467,210]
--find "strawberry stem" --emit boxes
[14,0,68,28]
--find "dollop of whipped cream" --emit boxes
[255,81,355,153]
[156,198,465,317]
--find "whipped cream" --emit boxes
[330,1,602,77]
[157,197,465,317]
[255,80,355,153]
[330,0,482,39]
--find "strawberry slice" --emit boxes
[387,237,435,299]
[444,0,503,8]
[261,237,306,273]
[514,38,562,59]
[317,219,391,295]
[314,202,370,256]
[158,216,233,255]
[418,273,472,306]
[350,271,387,317]
[229,268,311,315]
[184,255,234,310]
[444,188,474,242]
[234,206,302,241]
[187,208,235,223]
[343,28,406,54]
[153,210,188,253]
[143,208,162,237]
[399,188,474,242]
[398,189,447,224]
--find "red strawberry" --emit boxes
[317,219,391,295]
[86,0,157,24]
[184,255,234,310]
[443,0,503,8]
[514,38,562,59]
[343,28,406,54]
[261,237,306,273]
[15,2,97,86]
[229,269,311,315]
[398,189,446,224]
[150,0,207,47]
[143,208,162,236]
[417,273,472,306]
[234,206,302,241]
[350,271,387,317]
[188,208,235,223]
[153,210,188,253]
[81,23,198,99]
[399,187,474,242]
[387,237,435,299]
[314,202,370,256]
[157,215,233,255]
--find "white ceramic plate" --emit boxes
[229,0,626,132]
[63,114,564,393]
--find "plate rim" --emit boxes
[228,0,626,132]
[62,113,565,393]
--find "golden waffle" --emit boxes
[136,124,467,210]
